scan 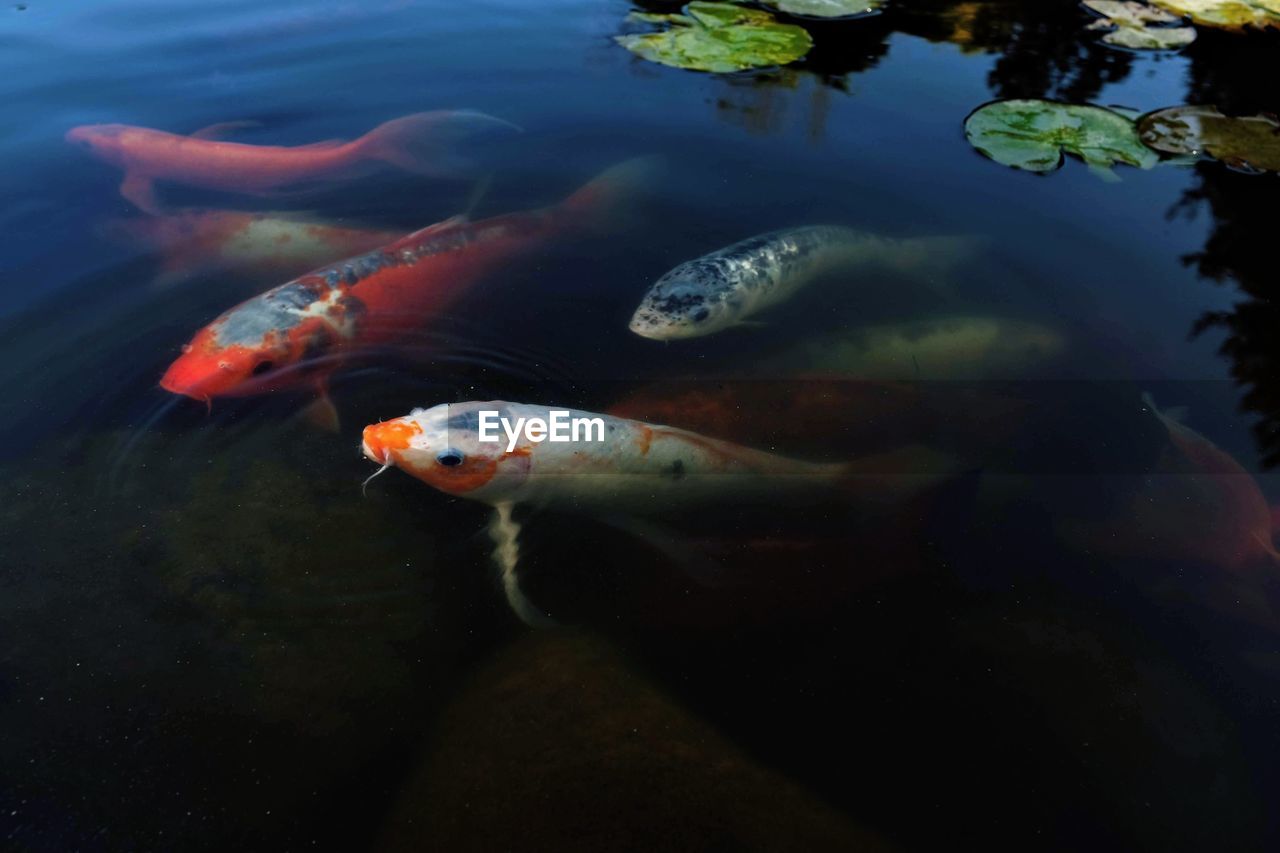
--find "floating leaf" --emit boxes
[964,99,1159,180]
[1148,0,1280,30]
[759,0,884,19]
[1082,0,1197,48]
[1138,105,1280,173]
[615,2,813,73]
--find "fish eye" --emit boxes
[251,360,275,376]
[691,307,710,322]
[436,448,465,467]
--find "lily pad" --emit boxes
[616,2,813,73]
[1082,0,1198,48]
[1149,0,1280,30]
[1138,105,1280,173]
[759,0,884,19]
[964,99,1159,180]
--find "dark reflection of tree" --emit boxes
[1174,31,1280,466]
[891,0,1133,102]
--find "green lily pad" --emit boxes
[759,0,884,19]
[964,99,1160,180]
[1138,105,1280,173]
[616,2,813,73]
[1082,0,1198,48]
[1149,0,1280,30]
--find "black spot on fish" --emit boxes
[657,290,705,314]
[691,307,709,322]
[251,359,275,376]
[667,459,685,480]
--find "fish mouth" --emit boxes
[159,368,206,401]
[360,439,388,465]
[628,314,672,340]
[160,359,217,401]
[160,354,241,404]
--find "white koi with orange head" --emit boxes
[361,401,844,513]
[363,401,955,626]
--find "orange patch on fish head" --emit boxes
[361,419,421,466]
[362,404,533,499]
[160,326,287,401]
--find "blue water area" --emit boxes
[2,0,1279,850]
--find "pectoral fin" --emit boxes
[190,120,263,140]
[119,172,164,215]
[489,503,556,627]
[299,382,340,432]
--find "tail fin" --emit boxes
[354,110,522,178]
[869,234,987,290]
[834,444,966,509]
[556,156,662,233]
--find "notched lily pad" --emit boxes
[964,99,1159,180]
[759,0,884,20]
[616,2,813,73]
[1082,0,1197,48]
[1149,0,1280,30]
[1138,105,1280,173]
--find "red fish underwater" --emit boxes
[160,160,647,425]
[1058,393,1279,574]
[101,209,405,289]
[67,111,518,214]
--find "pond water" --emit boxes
[2,0,1279,849]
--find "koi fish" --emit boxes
[628,226,976,339]
[1072,394,1279,573]
[100,209,405,289]
[361,401,954,625]
[67,110,518,214]
[1039,394,1280,628]
[160,159,648,427]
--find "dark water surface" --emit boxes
[3,0,1279,850]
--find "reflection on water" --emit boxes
[901,0,1136,101]
[2,0,1280,851]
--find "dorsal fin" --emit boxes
[190,120,263,141]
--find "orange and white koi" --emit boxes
[100,209,404,289]
[160,160,646,427]
[67,111,517,214]
[361,400,953,624]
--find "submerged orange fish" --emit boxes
[1058,394,1280,573]
[100,209,405,289]
[67,111,517,214]
[160,160,646,425]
